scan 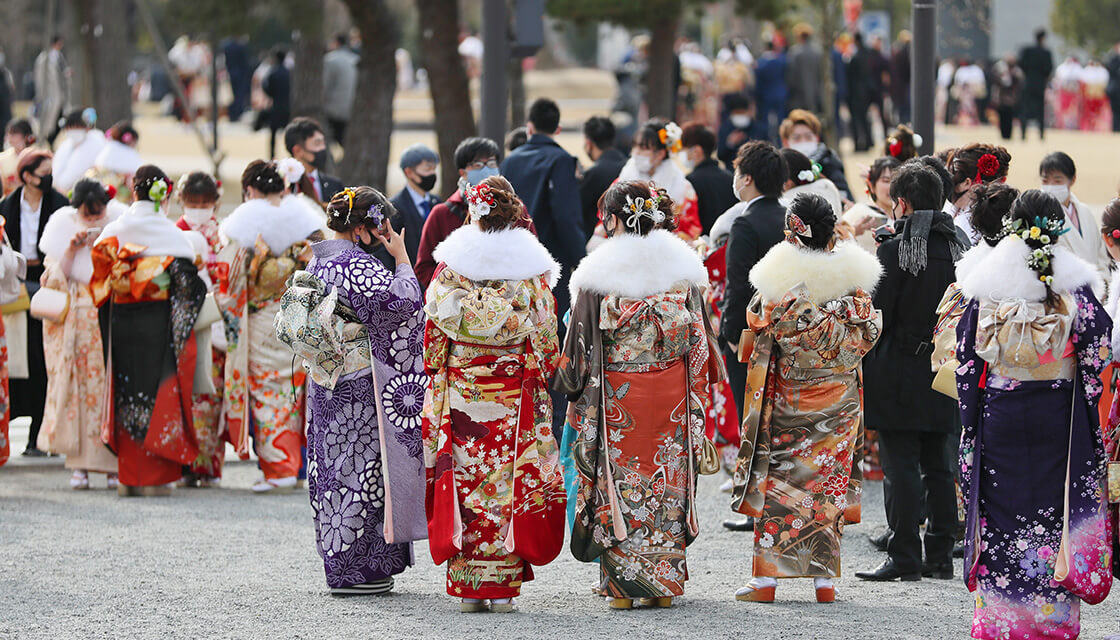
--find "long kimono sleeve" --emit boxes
[552,290,597,401]
[346,263,423,328]
[528,275,560,378]
[955,299,984,591]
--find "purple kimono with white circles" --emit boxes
[304,239,428,589]
[956,286,1113,640]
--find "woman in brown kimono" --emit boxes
[554,180,723,610]
[730,193,882,603]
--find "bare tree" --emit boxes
[289,0,326,121]
[418,0,477,198]
[74,0,132,125]
[338,0,398,190]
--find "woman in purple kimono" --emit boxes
[279,186,427,596]
[956,190,1113,639]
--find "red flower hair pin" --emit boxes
[975,153,1000,183]
[466,183,496,217]
[1111,229,1120,239]
[887,137,902,157]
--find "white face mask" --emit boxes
[676,151,696,171]
[633,154,653,175]
[730,114,752,129]
[733,174,749,202]
[1040,183,1070,204]
[182,207,214,225]
[68,130,87,145]
[789,140,818,158]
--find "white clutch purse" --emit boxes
[29,287,70,324]
[194,293,221,330]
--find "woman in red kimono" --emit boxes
[423,176,566,613]
[91,164,207,496]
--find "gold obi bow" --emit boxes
[90,237,173,306]
[975,296,1073,369]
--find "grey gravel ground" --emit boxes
[2,449,1118,639]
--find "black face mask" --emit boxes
[357,237,380,253]
[34,173,53,193]
[414,173,437,192]
[310,148,329,171]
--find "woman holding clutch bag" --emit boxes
[956,190,1113,639]
[730,193,882,603]
[37,178,121,489]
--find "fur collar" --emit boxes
[960,234,1101,302]
[94,139,142,176]
[219,194,324,254]
[616,156,690,203]
[1106,268,1120,320]
[569,229,708,299]
[749,241,882,304]
[954,242,994,283]
[433,224,561,288]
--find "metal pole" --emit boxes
[210,36,219,157]
[480,0,509,147]
[912,1,936,156]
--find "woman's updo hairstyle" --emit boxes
[1009,189,1067,303]
[597,180,677,237]
[240,160,285,196]
[70,178,111,211]
[884,124,919,161]
[969,182,1019,247]
[947,143,1011,191]
[326,185,396,234]
[133,164,171,202]
[468,175,527,232]
[780,149,818,186]
[785,192,836,250]
[1100,198,1120,242]
[107,120,139,146]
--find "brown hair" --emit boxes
[884,124,918,160]
[1101,198,1120,240]
[946,143,1011,191]
[133,164,171,202]
[326,186,396,234]
[596,180,677,236]
[470,176,527,233]
[240,160,285,196]
[779,109,821,142]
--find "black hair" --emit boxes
[597,180,677,236]
[947,143,1011,189]
[133,164,171,202]
[60,109,90,129]
[70,178,110,211]
[505,126,528,153]
[51,35,63,46]
[723,93,752,113]
[271,47,287,65]
[528,98,560,134]
[970,182,1019,246]
[240,160,285,196]
[854,32,864,47]
[916,155,954,208]
[1011,189,1065,304]
[680,122,716,158]
[283,117,323,155]
[180,171,220,202]
[6,118,32,138]
[334,33,348,47]
[868,156,902,188]
[636,118,671,151]
[453,137,501,171]
[107,120,139,145]
[889,161,944,212]
[583,116,615,150]
[780,148,813,185]
[1039,151,1076,179]
[1035,28,1047,43]
[326,186,397,234]
[1101,198,1120,238]
[733,140,788,197]
[786,192,837,250]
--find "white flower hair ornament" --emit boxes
[623,192,666,229]
[466,183,497,218]
[797,169,815,183]
[658,122,684,153]
[277,157,305,187]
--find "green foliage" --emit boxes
[1051,0,1120,56]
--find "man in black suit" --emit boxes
[680,122,737,235]
[500,98,586,321]
[719,141,788,532]
[1018,29,1054,140]
[578,116,626,240]
[856,161,963,582]
[374,143,441,270]
[284,117,343,206]
[0,149,69,456]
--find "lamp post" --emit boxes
[912,1,936,155]
[480,0,510,147]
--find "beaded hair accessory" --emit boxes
[622,192,666,229]
[328,187,385,227]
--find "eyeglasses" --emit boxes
[466,159,499,171]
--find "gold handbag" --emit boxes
[699,437,721,475]
[29,287,70,324]
[1109,462,1120,504]
[931,359,958,399]
[0,283,29,314]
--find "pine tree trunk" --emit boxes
[646,16,679,120]
[509,56,525,129]
[291,0,325,122]
[74,0,132,125]
[338,0,397,190]
[418,0,477,199]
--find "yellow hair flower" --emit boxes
[1029,226,1041,239]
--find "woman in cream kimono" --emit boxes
[37,179,121,488]
[554,181,723,610]
[91,121,142,205]
[217,160,324,492]
[423,176,565,613]
[730,193,882,604]
[957,191,1113,640]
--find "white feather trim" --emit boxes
[38,205,122,284]
[52,130,107,193]
[1106,269,1120,361]
[433,224,561,288]
[569,229,708,299]
[94,140,142,177]
[617,156,690,204]
[219,194,324,254]
[954,242,993,283]
[749,241,883,305]
[97,200,195,259]
[960,234,1102,302]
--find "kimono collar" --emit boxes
[96,200,195,259]
[617,155,690,203]
[749,240,883,305]
[433,224,560,288]
[94,139,143,176]
[569,229,708,299]
[960,234,1101,302]
[219,194,324,254]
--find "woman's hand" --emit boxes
[374,220,410,267]
[68,229,91,252]
[566,401,578,427]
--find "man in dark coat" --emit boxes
[578,116,626,241]
[719,141,788,532]
[786,24,823,113]
[221,35,251,122]
[717,93,768,170]
[846,33,873,153]
[283,117,343,207]
[753,41,788,143]
[890,33,912,125]
[261,48,291,159]
[500,97,586,321]
[1106,42,1120,132]
[1018,29,1053,140]
[373,144,441,270]
[857,161,965,582]
[680,122,736,235]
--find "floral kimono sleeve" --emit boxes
[344,262,424,330]
[955,299,984,590]
[553,290,598,399]
[528,275,560,378]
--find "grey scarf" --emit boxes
[898,210,965,275]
